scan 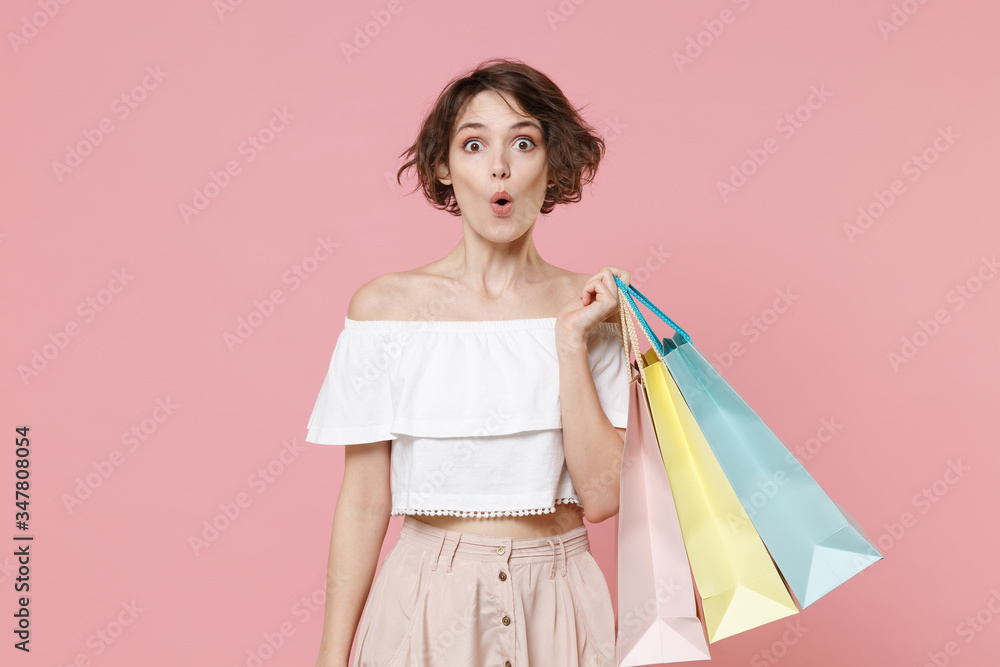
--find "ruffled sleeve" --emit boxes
[305,318,396,445]
[305,317,632,445]
[587,324,631,429]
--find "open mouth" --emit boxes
[491,190,513,206]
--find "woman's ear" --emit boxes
[434,162,452,186]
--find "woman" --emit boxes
[309,58,632,667]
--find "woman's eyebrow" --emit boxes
[455,120,542,134]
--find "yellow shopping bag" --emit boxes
[638,345,799,642]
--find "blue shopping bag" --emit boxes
[614,276,883,608]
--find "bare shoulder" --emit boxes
[346,273,411,321]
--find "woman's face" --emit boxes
[437,90,549,240]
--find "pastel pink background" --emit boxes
[3,0,998,665]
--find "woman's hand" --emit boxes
[555,265,631,350]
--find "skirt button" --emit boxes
[498,571,507,581]
[496,546,505,555]
[502,615,511,626]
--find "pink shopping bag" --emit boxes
[616,289,711,666]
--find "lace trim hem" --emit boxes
[391,497,581,518]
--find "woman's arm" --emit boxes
[556,333,626,524]
[555,267,631,523]
[314,440,392,667]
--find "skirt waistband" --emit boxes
[398,515,591,578]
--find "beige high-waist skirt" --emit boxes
[353,514,617,666]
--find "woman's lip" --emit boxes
[490,200,514,216]
[490,190,512,203]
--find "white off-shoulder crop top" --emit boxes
[305,316,631,518]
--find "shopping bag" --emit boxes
[615,290,711,666]
[615,276,883,609]
[617,286,798,643]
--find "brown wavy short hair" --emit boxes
[396,57,606,216]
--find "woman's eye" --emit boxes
[462,137,536,152]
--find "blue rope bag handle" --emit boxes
[613,275,692,359]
